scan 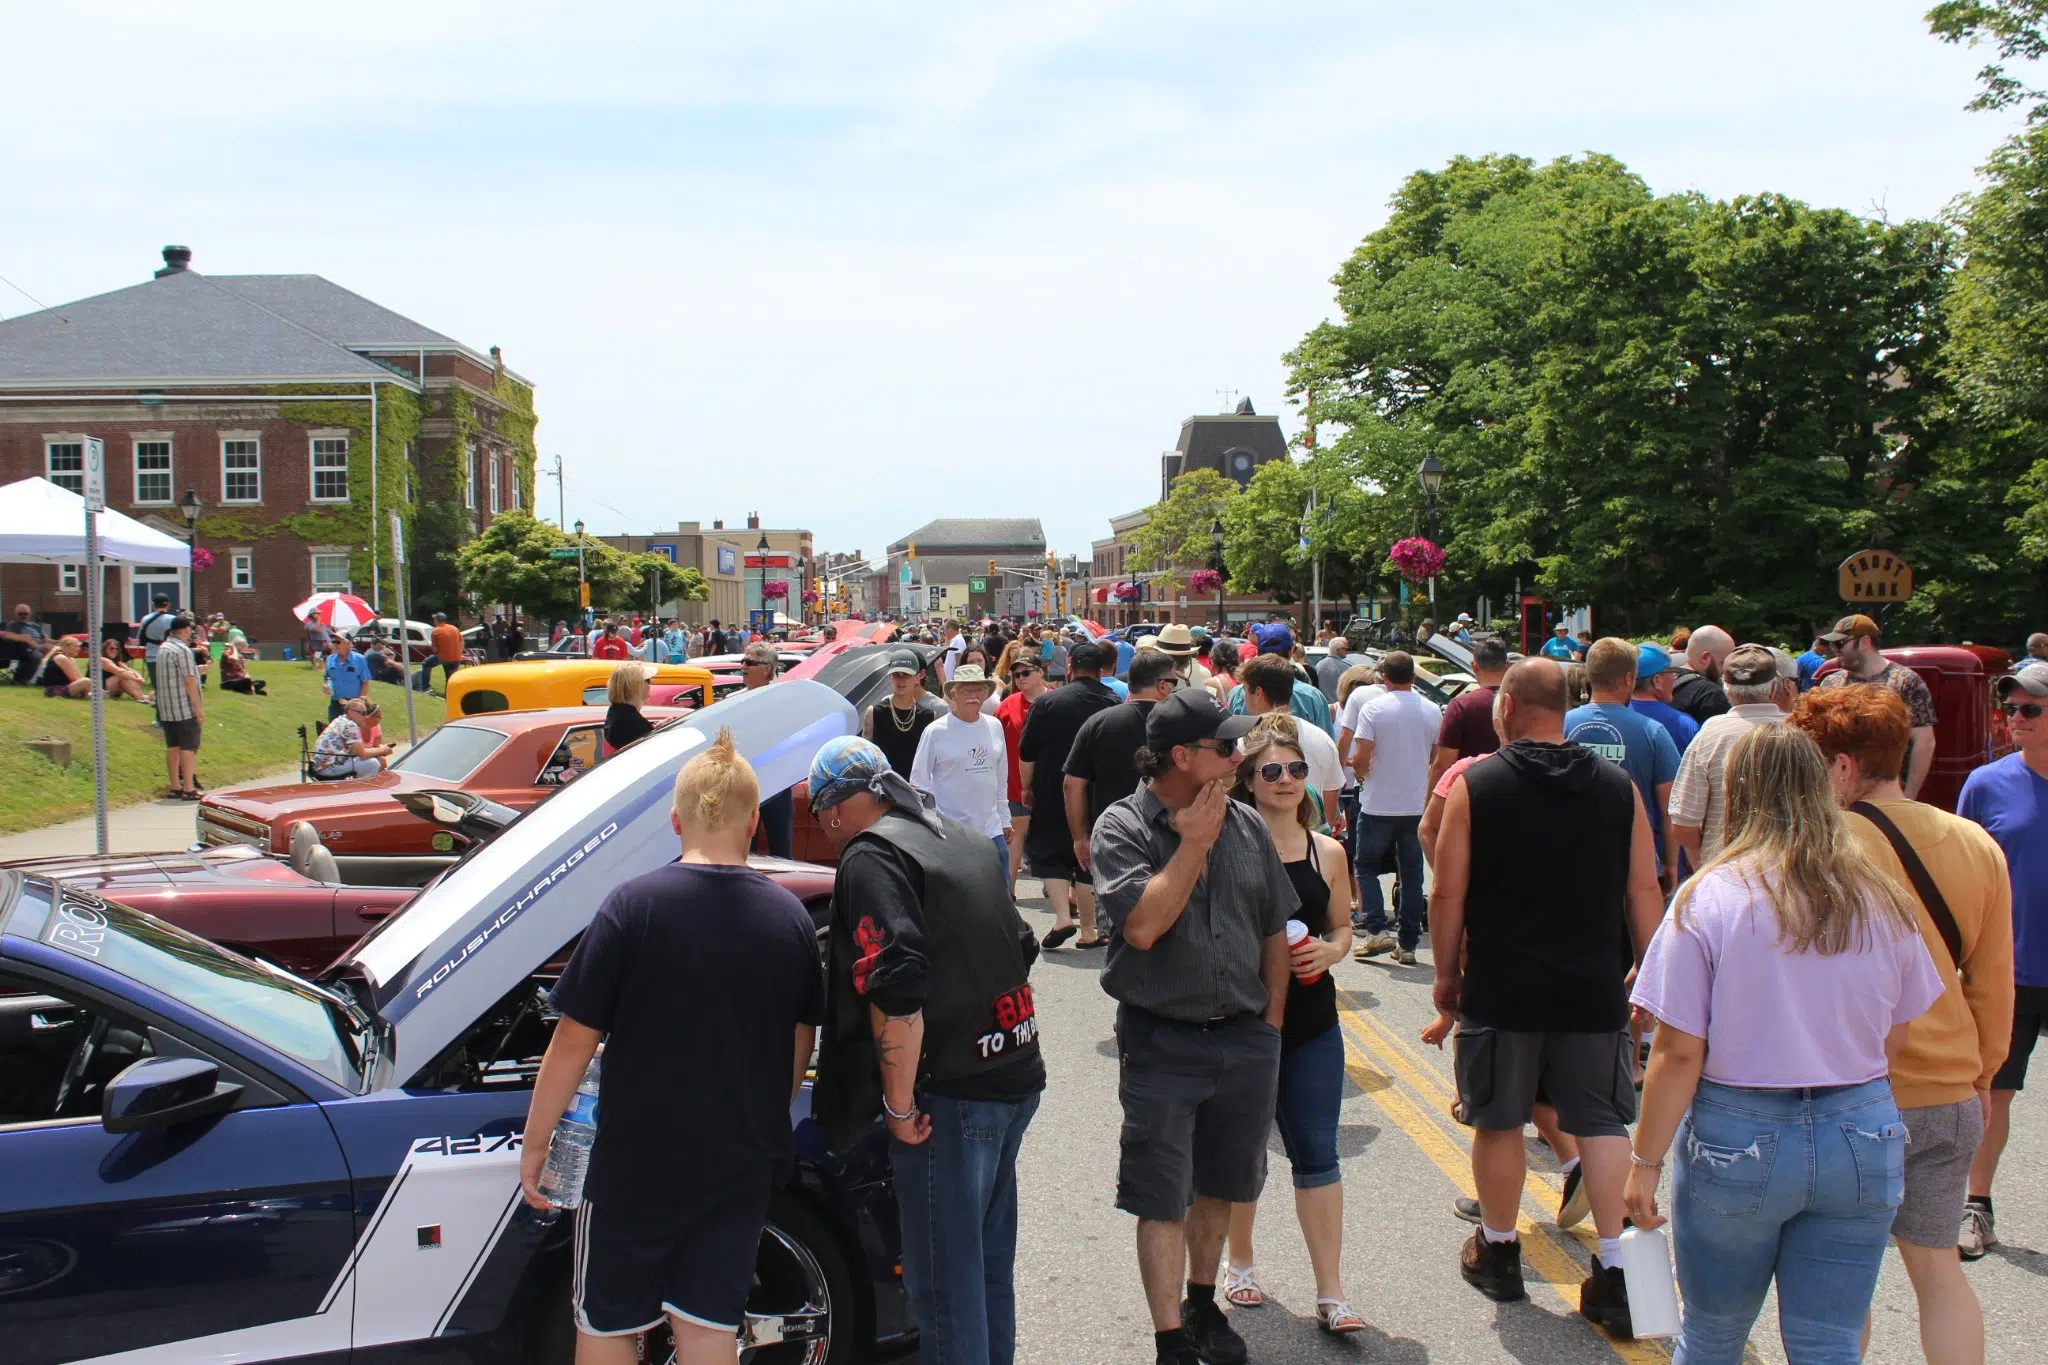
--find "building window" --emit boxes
[311,553,352,595]
[46,442,84,495]
[221,439,261,503]
[488,456,500,513]
[58,564,80,594]
[310,437,349,502]
[510,467,522,509]
[132,440,172,504]
[230,551,253,591]
[464,447,476,509]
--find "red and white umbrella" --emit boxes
[293,591,378,632]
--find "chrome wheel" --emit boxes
[740,1222,832,1364]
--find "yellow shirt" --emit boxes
[1847,799,2015,1109]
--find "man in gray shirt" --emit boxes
[1091,689,1294,1365]
[1315,634,1351,702]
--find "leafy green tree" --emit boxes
[1128,468,1238,600]
[1221,458,1310,606]
[456,512,704,622]
[408,499,474,620]
[1928,0,2048,118]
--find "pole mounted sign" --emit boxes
[1837,550,1913,604]
[82,437,106,512]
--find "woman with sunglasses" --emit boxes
[1218,714,1364,1335]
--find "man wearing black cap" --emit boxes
[862,647,946,776]
[1091,688,1295,1365]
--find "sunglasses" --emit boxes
[2003,701,2046,719]
[1257,760,1312,783]
[1190,739,1237,757]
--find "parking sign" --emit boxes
[82,437,105,512]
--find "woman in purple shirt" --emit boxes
[1624,723,1942,1362]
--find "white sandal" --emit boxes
[1317,1299,1366,1334]
[1222,1263,1264,1308]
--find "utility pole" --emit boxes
[1305,387,1321,634]
[549,453,566,530]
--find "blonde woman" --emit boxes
[1626,723,1944,1361]
[604,661,656,752]
[1219,715,1364,1335]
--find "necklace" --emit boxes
[888,702,919,732]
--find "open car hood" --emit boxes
[338,679,857,1080]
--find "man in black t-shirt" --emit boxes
[1019,640,1119,948]
[1062,649,1178,945]
[522,729,823,1360]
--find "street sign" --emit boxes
[1837,550,1912,604]
[548,547,581,561]
[578,581,591,608]
[1178,594,1188,609]
[82,437,105,512]
[969,577,987,593]
[750,610,774,634]
[928,586,941,609]
[389,508,406,567]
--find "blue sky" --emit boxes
[0,1,2026,565]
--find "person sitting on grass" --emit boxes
[96,637,152,703]
[311,697,396,779]
[216,641,267,695]
[18,638,89,698]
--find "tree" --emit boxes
[408,499,473,620]
[1928,0,2048,119]
[1221,458,1311,608]
[456,512,705,622]
[1127,468,1238,601]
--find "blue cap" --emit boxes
[808,735,889,812]
[1253,622,1295,656]
[1636,642,1672,680]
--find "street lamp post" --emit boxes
[1416,455,1444,608]
[179,488,202,619]
[1210,518,1226,629]
[758,532,772,637]
[573,519,587,628]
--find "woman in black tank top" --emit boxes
[1218,716,1366,1336]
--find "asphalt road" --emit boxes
[1002,878,2047,1365]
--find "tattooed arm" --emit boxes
[869,1008,931,1144]
[840,839,933,1144]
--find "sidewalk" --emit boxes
[0,764,302,860]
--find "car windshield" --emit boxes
[388,724,508,783]
[23,885,365,1088]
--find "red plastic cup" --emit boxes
[1286,919,1324,985]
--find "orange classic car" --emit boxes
[195,705,688,883]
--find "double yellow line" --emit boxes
[1333,989,1674,1364]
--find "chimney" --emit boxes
[155,245,192,278]
[746,512,761,530]
[713,519,724,530]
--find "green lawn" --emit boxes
[0,660,446,835]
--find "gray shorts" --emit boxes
[1454,1025,1637,1138]
[1115,1007,1282,1221]
[1895,1097,1984,1249]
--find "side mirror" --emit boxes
[103,1056,241,1134]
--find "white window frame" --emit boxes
[132,437,173,505]
[45,439,85,496]
[488,455,500,513]
[57,564,81,594]
[464,445,476,510]
[229,550,254,592]
[310,549,352,596]
[510,465,523,509]
[308,432,350,503]
[221,434,262,504]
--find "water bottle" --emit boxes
[1616,1224,1681,1339]
[536,1051,601,1209]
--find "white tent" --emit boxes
[0,476,191,566]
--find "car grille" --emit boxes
[196,805,269,850]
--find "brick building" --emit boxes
[0,246,535,649]
[599,513,813,630]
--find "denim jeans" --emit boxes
[1275,1025,1344,1189]
[758,786,795,859]
[891,1090,1041,1365]
[1671,1078,1905,1365]
[1337,789,1360,867]
[991,834,1010,882]
[1354,813,1424,948]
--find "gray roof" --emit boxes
[0,269,400,389]
[210,275,462,351]
[891,518,1045,552]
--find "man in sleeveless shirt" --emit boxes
[1428,658,1664,1334]
[862,647,946,774]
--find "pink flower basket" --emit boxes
[1189,568,1223,595]
[1388,537,1444,584]
[762,579,789,601]
[190,547,215,572]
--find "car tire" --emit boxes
[524,1192,862,1365]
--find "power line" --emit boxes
[0,268,69,323]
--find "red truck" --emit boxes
[1815,644,2013,811]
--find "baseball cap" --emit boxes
[1456,612,1473,623]
[883,648,922,677]
[1724,644,1795,686]
[1998,663,2048,698]
[1635,642,1672,680]
[1252,622,1295,656]
[1144,688,1257,753]
[1831,614,1881,642]
[1068,640,1109,672]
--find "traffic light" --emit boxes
[1046,552,1056,575]
[906,540,917,561]
[988,558,997,576]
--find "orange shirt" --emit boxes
[431,622,463,662]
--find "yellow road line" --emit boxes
[1332,1011,1672,1364]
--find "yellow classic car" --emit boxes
[444,659,714,718]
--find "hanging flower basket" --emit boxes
[801,588,820,606]
[1189,568,1223,595]
[190,547,215,572]
[1112,582,1142,603]
[1388,537,1444,584]
[762,579,789,601]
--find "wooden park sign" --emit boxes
[1838,550,1913,604]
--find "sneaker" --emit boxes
[1557,1164,1590,1230]
[1961,1202,1995,1261]
[1181,1297,1248,1365]
[1452,1196,1482,1224]
[1354,932,1398,960]
[1579,1262,1634,1339]
[1392,948,1418,966]
[1156,1343,1201,1365]
[1460,1228,1525,1302]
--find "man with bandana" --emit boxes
[807,736,1045,1365]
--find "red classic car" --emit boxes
[195,705,689,883]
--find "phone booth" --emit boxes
[1518,595,1552,658]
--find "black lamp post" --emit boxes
[1210,518,1226,629]
[758,532,772,633]
[1416,455,1444,607]
[179,488,202,617]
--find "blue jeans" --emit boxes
[1671,1078,1906,1365]
[992,835,1010,882]
[759,786,794,859]
[1354,813,1424,948]
[1275,1025,1344,1189]
[891,1090,1040,1365]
